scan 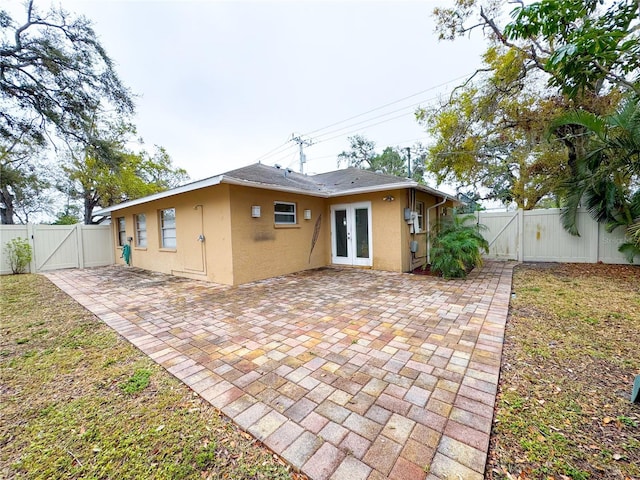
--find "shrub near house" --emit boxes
[3,238,32,274]
[430,214,489,278]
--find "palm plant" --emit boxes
[551,96,640,262]
[430,214,489,279]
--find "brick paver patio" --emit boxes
[46,262,514,480]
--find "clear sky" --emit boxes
[39,1,486,183]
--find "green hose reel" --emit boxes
[121,243,131,266]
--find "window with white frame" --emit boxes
[416,201,425,233]
[160,208,176,248]
[117,217,126,246]
[274,202,296,224]
[135,213,147,247]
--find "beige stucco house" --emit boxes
[95,164,457,285]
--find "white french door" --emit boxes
[330,202,372,266]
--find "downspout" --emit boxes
[426,196,449,265]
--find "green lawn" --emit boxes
[3,265,638,480]
[0,274,302,480]
[487,263,640,480]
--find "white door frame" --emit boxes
[330,202,372,266]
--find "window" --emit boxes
[135,213,147,247]
[117,217,126,247]
[160,208,176,248]
[274,202,296,224]
[416,201,424,233]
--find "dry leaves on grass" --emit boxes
[487,263,640,480]
[0,274,306,480]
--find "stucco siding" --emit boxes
[106,182,455,285]
[328,189,405,272]
[228,185,328,285]
[109,184,234,285]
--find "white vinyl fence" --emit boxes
[476,208,639,264]
[0,224,114,275]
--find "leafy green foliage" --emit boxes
[433,0,639,98]
[3,237,32,274]
[337,134,376,169]
[428,0,637,209]
[0,1,134,149]
[61,123,189,224]
[0,1,182,225]
[337,135,426,182]
[418,46,571,209]
[505,0,640,97]
[52,206,82,225]
[551,96,640,262]
[0,138,52,224]
[430,214,489,278]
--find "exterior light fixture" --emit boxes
[251,205,261,218]
[304,209,312,220]
[383,195,395,202]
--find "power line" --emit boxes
[259,100,432,165]
[256,143,298,164]
[302,73,472,137]
[252,73,472,165]
[310,93,440,143]
[312,112,411,146]
[255,137,297,163]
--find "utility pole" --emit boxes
[291,134,313,174]
[405,147,411,179]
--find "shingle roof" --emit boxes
[224,164,326,193]
[223,164,411,194]
[311,167,411,193]
[95,163,455,215]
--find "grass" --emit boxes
[487,263,640,480]
[0,274,304,480]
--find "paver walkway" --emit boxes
[46,262,514,480]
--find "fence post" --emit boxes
[76,224,85,269]
[591,216,600,263]
[27,223,36,273]
[517,209,524,262]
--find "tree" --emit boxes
[63,143,189,224]
[337,135,427,182]
[433,0,640,97]
[370,147,407,177]
[504,0,640,97]
[0,136,52,224]
[52,206,82,225]
[0,1,134,150]
[418,46,585,209]
[337,135,377,170]
[424,0,637,208]
[551,96,640,261]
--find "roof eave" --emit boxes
[414,184,461,205]
[328,181,459,204]
[94,174,459,216]
[94,175,224,215]
[327,182,417,197]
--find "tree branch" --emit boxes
[448,67,493,104]
[479,6,546,72]
[593,59,640,96]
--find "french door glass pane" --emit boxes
[355,208,369,258]
[335,210,348,257]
